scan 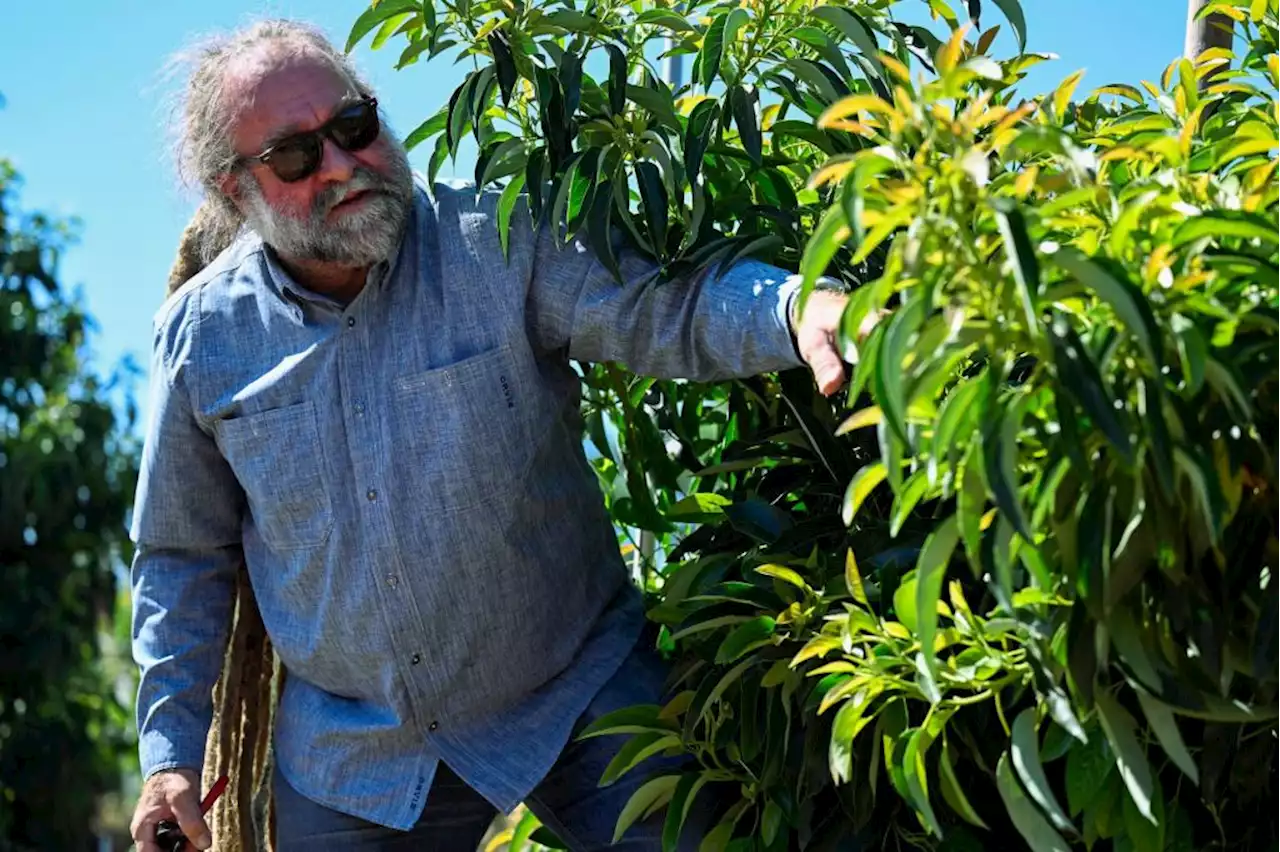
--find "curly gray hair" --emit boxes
[166,19,376,264]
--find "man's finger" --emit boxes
[131,817,163,852]
[803,338,848,397]
[169,795,213,851]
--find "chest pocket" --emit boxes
[216,400,334,551]
[392,343,538,514]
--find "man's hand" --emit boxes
[789,288,856,397]
[131,768,211,852]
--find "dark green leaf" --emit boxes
[1136,689,1199,784]
[497,173,526,260]
[607,45,628,116]
[904,729,942,837]
[699,13,729,89]
[1049,319,1132,463]
[613,775,680,844]
[992,198,1041,335]
[996,753,1071,852]
[601,731,681,786]
[990,0,1027,51]
[636,161,669,256]
[829,684,882,783]
[1011,709,1075,834]
[730,85,762,167]
[983,393,1033,541]
[403,105,448,152]
[1171,211,1279,248]
[1052,248,1161,368]
[915,515,959,685]
[346,0,420,52]
[662,773,711,852]
[1066,731,1114,817]
[1095,690,1156,825]
[939,739,989,829]
[579,704,676,739]
[715,616,776,664]
[487,31,518,106]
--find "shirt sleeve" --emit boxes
[524,219,805,381]
[130,290,243,779]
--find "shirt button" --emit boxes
[354,401,366,416]
[411,653,422,665]
[428,721,440,732]
[366,489,378,502]
[386,573,399,588]
[347,316,356,328]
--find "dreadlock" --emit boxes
[165,204,278,852]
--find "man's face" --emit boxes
[224,49,414,266]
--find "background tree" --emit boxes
[0,155,141,851]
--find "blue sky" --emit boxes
[0,0,1185,419]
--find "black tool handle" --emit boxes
[155,819,188,852]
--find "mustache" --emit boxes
[312,167,406,218]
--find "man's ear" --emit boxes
[217,171,244,213]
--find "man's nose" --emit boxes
[314,136,358,184]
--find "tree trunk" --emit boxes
[1185,0,1234,67]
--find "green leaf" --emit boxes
[511,807,540,851]
[890,469,931,537]
[799,207,850,307]
[716,616,776,664]
[488,31,518,107]
[729,85,762,167]
[613,775,680,844]
[497,173,526,260]
[529,826,568,849]
[915,515,960,685]
[402,105,448,152]
[761,800,783,846]
[607,44,628,117]
[1171,211,1279,248]
[1011,709,1076,834]
[939,739,989,829]
[829,684,882,783]
[587,180,623,284]
[1095,690,1156,825]
[694,656,757,731]
[1135,690,1199,784]
[601,732,682,786]
[812,6,885,82]
[990,0,1027,51]
[755,563,809,590]
[1052,248,1161,367]
[699,13,729,89]
[684,100,720,187]
[845,549,869,606]
[996,753,1071,852]
[894,575,920,633]
[663,774,712,852]
[842,462,887,526]
[983,394,1033,541]
[876,297,927,447]
[636,161,669,256]
[1066,731,1114,817]
[904,729,942,837]
[1049,319,1132,463]
[543,9,599,33]
[346,0,421,52]
[1121,771,1165,852]
[992,198,1041,336]
[578,704,675,739]
[636,8,695,31]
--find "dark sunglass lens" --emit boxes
[266,137,322,183]
[330,102,380,152]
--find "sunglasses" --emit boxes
[241,97,381,183]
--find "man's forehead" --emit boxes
[224,48,354,149]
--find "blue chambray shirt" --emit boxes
[130,176,803,829]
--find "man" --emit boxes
[131,19,851,852]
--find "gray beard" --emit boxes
[241,138,415,267]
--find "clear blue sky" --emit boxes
[0,0,1185,419]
